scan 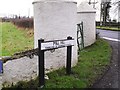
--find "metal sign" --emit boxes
[38,36,74,88]
[41,39,74,50]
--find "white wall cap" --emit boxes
[77,2,96,13]
[33,0,77,4]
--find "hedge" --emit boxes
[12,18,34,29]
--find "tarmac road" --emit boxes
[98,29,119,40]
[92,29,120,88]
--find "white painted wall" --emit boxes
[1,54,78,88]
[0,57,38,89]
[33,0,78,69]
[77,2,96,47]
[0,56,62,88]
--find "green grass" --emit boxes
[96,26,120,31]
[1,22,34,56]
[3,39,112,89]
[0,23,2,56]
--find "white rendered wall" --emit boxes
[77,3,96,47]
[77,13,96,47]
[33,0,78,70]
[0,57,38,88]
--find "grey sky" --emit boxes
[0,0,118,21]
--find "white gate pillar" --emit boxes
[33,0,78,71]
[77,2,96,47]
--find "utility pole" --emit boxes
[93,0,96,8]
[88,0,98,9]
[89,0,91,4]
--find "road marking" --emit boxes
[102,37,120,42]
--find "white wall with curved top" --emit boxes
[33,0,78,71]
[77,2,96,47]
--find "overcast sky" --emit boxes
[0,0,34,17]
[0,0,118,21]
[0,0,98,16]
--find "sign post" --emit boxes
[66,37,72,75]
[38,39,45,88]
[38,36,74,88]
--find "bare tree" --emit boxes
[100,0,112,26]
[112,0,120,22]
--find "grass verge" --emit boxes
[0,22,2,56]
[96,26,120,31]
[1,22,34,56]
[2,39,112,89]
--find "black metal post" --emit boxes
[38,39,45,88]
[66,36,72,75]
